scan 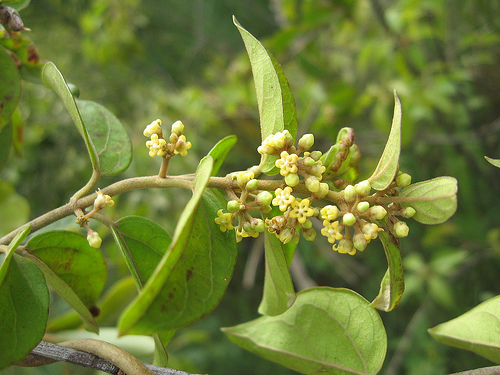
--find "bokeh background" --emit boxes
[2,0,500,374]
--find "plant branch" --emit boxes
[448,367,500,375]
[17,340,204,375]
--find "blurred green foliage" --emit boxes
[2,0,500,374]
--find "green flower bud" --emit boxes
[285,131,295,148]
[393,221,410,237]
[303,156,316,167]
[368,205,387,220]
[256,191,273,206]
[353,232,368,251]
[355,180,371,197]
[279,228,295,244]
[236,171,254,189]
[356,201,370,213]
[298,134,314,151]
[344,185,357,202]
[261,205,272,214]
[302,227,317,241]
[227,200,240,213]
[338,239,354,255]
[343,212,356,226]
[316,183,330,198]
[305,176,320,193]
[252,219,266,232]
[243,222,253,233]
[401,206,416,218]
[285,173,300,187]
[246,179,259,191]
[309,150,322,161]
[87,231,102,249]
[396,172,412,188]
[302,219,313,229]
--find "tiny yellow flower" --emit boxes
[289,198,314,224]
[272,186,296,211]
[320,205,340,221]
[275,151,299,176]
[257,134,275,155]
[174,135,192,156]
[146,134,168,157]
[94,188,114,210]
[320,220,344,243]
[143,119,163,137]
[361,222,382,241]
[215,209,234,232]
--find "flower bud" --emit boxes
[393,221,410,237]
[343,212,356,226]
[396,172,412,188]
[285,173,300,187]
[252,219,266,232]
[368,205,387,220]
[338,239,354,255]
[298,134,314,151]
[309,150,322,161]
[227,200,240,213]
[353,232,368,251]
[344,185,357,202]
[302,227,317,241]
[316,182,330,198]
[171,120,184,136]
[305,176,320,193]
[261,205,272,214]
[87,231,102,249]
[279,228,295,244]
[236,171,254,189]
[401,206,416,218]
[303,156,316,167]
[245,179,259,191]
[356,201,370,213]
[256,191,273,206]
[355,180,371,197]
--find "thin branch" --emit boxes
[448,367,500,375]
[17,340,205,375]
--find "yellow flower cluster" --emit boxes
[144,119,192,158]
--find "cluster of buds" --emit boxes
[214,130,417,255]
[144,119,192,158]
[81,189,115,249]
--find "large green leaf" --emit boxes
[0,46,21,132]
[76,99,132,176]
[369,91,402,191]
[370,230,404,312]
[258,231,296,316]
[400,176,458,224]
[26,230,107,307]
[0,224,30,287]
[0,254,49,370]
[118,187,237,334]
[207,135,237,176]
[223,287,387,375]
[42,62,99,171]
[428,296,500,363]
[233,16,297,173]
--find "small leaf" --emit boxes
[485,156,500,169]
[26,230,107,307]
[1,0,31,11]
[0,254,49,370]
[369,90,402,190]
[76,100,132,176]
[0,224,30,287]
[207,135,238,176]
[223,287,387,375]
[258,231,296,316]
[428,296,500,363]
[0,46,21,132]
[42,62,99,170]
[400,176,458,224]
[370,230,404,312]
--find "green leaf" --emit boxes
[233,16,297,173]
[1,0,31,11]
[223,287,387,375]
[485,156,500,169]
[258,231,296,316]
[428,296,500,363]
[0,224,30,287]
[0,254,49,370]
[370,230,404,312]
[42,62,99,171]
[207,135,238,176]
[26,230,107,307]
[400,176,458,224]
[118,187,237,334]
[369,90,402,190]
[112,216,173,288]
[76,100,132,176]
[0,46,21,132]
[0,180,30,237]
[0,122,12,173]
